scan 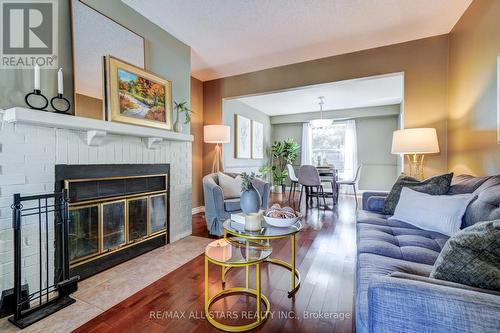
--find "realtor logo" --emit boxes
[1,0,58,68]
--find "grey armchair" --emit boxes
[202,173,270,236]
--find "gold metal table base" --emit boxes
[223,232,300,297]
[205,257,269,332]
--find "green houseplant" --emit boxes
[173,101,193,132]
[260,139,300,192]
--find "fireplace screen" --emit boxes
[150,194,167,234]
[102,200,126,251]
[128,197,148,242]
[65,173,168,267]
[69,205,99,262]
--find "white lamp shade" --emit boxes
[204,125,230,143]
[391,128,440,154]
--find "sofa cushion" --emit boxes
[448,174,491,194]
[357,218,449,265]
[431,220,500,291]
[390,188,475,236]
[463,177,500,227]
[383,173,453,215]
[356,253,433,333]
[218,172,243,199]
[224,198,241,212]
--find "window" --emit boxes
[310,120,357,180]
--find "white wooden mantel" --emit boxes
[1,107,193,148]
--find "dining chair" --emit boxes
[287,164,299,204]
[298,165,327,209]
[337,165,362,204]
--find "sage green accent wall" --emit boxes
[356,116,399,190]
[222,99,272,173]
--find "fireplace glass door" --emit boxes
[128,197,148,242]
[69,204,99,263]
[102,200,126,251]
[149,194,167,234]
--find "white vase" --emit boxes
[173,109,182,132]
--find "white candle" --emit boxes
[57,68,63,95]
[244,212,262,231]
[34,65,40,91]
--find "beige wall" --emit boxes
[190,77,204,207]
[448,0,500,176]
[203,35,450,177]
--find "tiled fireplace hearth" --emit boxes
[0,107,193,296]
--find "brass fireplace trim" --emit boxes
[149,193,168,237]
[101,199,128,253]
[64,173,169,184]
[127,195,149,243]
[68,192,168,268]
[69,232,166,268]
[68,203,101,264]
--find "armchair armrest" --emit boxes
[368,274,500,333]
[252,178,271,209]
[202,175,226,235]
[362,191,388,212]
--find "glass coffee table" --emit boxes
[205,237,272,331]
[223,219,303,296]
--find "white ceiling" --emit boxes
[234,74,403,116]
[123,0,471,81]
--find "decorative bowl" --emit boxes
[263,213,301,228]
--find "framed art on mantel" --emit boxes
[235,115,251,158]
[252,120,264,159]
[106,56,173,130]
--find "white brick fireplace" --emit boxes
[0,107,193,294]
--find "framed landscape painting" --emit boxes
[252,120,264,159]
[106,56,172,130]
[235,115,251,158]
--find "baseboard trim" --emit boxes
[192,206,205,215]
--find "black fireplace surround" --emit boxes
[55,164,170,281]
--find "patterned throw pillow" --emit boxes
[430,220,500,291]
[383,173,454,215]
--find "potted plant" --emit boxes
[260,139,300,193]
[240,172,261,214]
[173,101,193,132]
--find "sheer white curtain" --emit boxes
[301,122,312,165]
[342,119,358,180]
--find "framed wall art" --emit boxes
[235,114,251,158]
[106,56,173,130]
[252,120,264,159]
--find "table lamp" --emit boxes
[391,128,440,179]
[204,125,230,173]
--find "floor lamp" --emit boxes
[391,128,440,180]
[204,125,230,173]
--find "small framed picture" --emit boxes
[252,120,264,159]
[235,114,251,158]
[106,56,173,130]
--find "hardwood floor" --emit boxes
[73,193,357,333]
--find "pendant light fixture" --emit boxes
[311,96,332,127]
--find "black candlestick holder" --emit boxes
[25,89,49,110]
[50,93,71,114]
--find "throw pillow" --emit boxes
[389,187,475,236]
[383,172,454,215]
[430,220,500,291]
[218,172,243,199]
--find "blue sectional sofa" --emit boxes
[356,175,500,333]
